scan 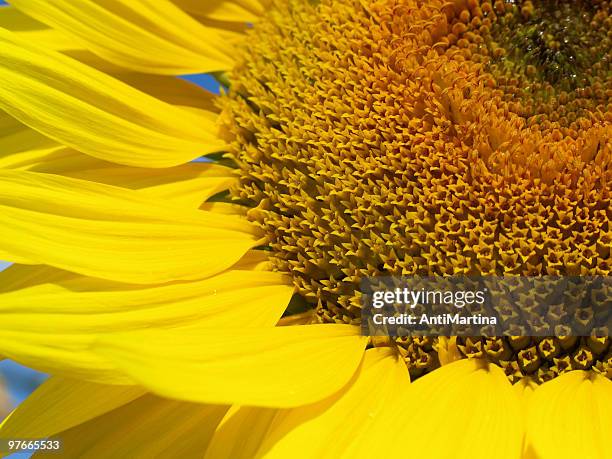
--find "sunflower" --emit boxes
[0,0,610,457]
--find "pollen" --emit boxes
[222,0,611,381]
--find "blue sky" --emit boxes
[182,74,221,93]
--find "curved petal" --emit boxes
[0,170,258,283]
[0,5,71,50]
[513,377,537,415]
[1,379,227,459]
[354,359,524,459]
[3,146,236,208]
[0,27,224,168]
[174,0,265,23]
[86,164,234,208]
[229,249,272,271]
[8,0,234,74]
[513,377,538,457]
[42,396,227,458]
[526,371,612,459]
[0,6,76,51]
[0,113,57,158]
[93,324,368,407]
[204,348,409,459]
[0,6,142,72]
[204,406,278,459]
[114,74,219,112]
[0,377,145,440]
[200,201,248,216]
[0,262,292,381]
[0,4,43,30]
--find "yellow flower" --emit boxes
[0,0,610,458]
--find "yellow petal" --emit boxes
[200,201,248,216]
[0,145,235,208]
[0,127,55,161]
[0,170,258,283]
[513,377,537,414]
[94,324,367,407]
[263,349,409,459]
[42,394,227,458]
[115,74,219,112]
[527,371,612,459]
[0,5,136,71]
[1,144,73,171]
[0,266,292,324]
[355,359,524,459]
[230,249,272,271]
[0,114,56,159]
[9,0,234,74]
[204,348,409,459]
[0,263,292,381]
[1,128,234,208]
[513,377,538,458]
[0,27,224,168]
[0,4,43,30]
[0,378,227,458]
[0,377,145,440]
[0,5,69,50]
[24,149,236,208]
[174,0,265,23]
[0,5,76,52]
[205,406,278,459]
[105,164,233,208]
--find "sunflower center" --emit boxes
[479,0,611,126]
[223,0,611,382]
[488,1,609,90]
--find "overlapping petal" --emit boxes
[0,170,258,283]
[0,6,141,71]
[93,324,367,407]
[352,358,524,459]
[0,377,145,440]
[204,348,409,459]
[45,396,227,458]
[0,259,292,381]
[2,146,236,208]
[0,28,224,167]
[526,371,612,459]
[8,0,234,74]
[0,113,56,158]
[0,377,226,459]
[114,74,219,113]
[174,0,267,23]
[0,5,74,52]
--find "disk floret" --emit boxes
[223,0,610,381]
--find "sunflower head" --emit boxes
[223,0,611,380]
[0,0,611,457]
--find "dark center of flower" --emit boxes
[489,0,610,90]
[478,0,611,127]
[222,0,611,382]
